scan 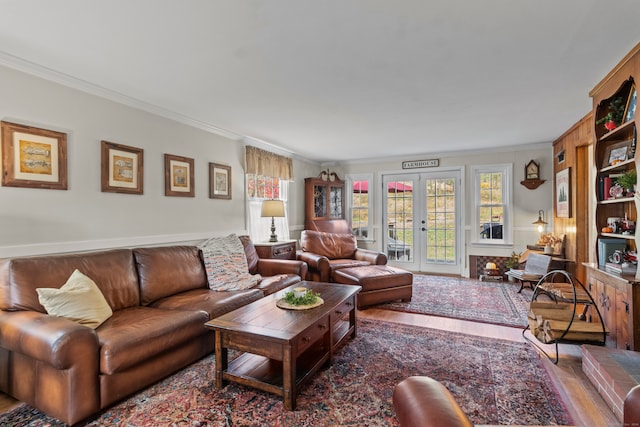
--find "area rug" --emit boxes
[377,274,535,328]
[0,319,571,426]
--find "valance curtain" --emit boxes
[245,146,293,180]
[245,146,292,242]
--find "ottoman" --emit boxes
[333,265,413,308]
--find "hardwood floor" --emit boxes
[0,305,619,425]
[360,308,619,427]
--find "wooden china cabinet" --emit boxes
[585,42,640,351]
[304,175,345,230]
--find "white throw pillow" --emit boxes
[198,233,261,291]
[36,269,113,329]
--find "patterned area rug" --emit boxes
[377,274,535,327]
[1,319,571,426]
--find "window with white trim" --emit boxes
[246,174,290,243]
[345,174,373,240]
[471,164,512,244]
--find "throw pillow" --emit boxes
[198,233,261,291]
[36,269,113,329]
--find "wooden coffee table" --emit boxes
[205,281,361,410]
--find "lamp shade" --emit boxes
[532,210,548,226]
[261,200,285,217]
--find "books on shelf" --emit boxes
[598,172,624,200]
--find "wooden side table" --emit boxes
[254,240,297,260]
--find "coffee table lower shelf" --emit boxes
[224,344,330,398]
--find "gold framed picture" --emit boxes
[1,121,68,190]
[101,140,144,194]
[164,153,194,197]
[209,162,231,199]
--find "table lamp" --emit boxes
[261,200,285,242]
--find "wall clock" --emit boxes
[525,160,540,180]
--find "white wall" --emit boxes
[0,63,555,268]
[0,65,316,257]
[334,145,554,275]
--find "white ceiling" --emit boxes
[1,1,640,163]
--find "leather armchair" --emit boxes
[625,384,640,426]
[393,376,473,427]
[239,235,308,293]
[298,230,387,282]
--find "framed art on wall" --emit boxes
[1,121,68,190]
[209,162,231,199]
[164,153,194,197]
[101,140,144,194]
[555,168,571,218]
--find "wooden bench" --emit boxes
[505,252,551,293]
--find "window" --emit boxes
[346,174,373,240]
[246,174,289,242]
[471,164,512,244]
[245,146,293,243]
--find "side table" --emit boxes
[254,240,297,260]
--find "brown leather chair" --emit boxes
[625,384,640,426]
[393,376,473,427]
[298,229,387,282]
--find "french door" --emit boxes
[383,169,462,275]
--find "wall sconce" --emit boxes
[532,209,548,234]
[261,200,285,242]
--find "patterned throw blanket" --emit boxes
[198,233,261,291]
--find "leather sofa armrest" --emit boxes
[256,259,308,280]
[393,376,473,427]
[0,310,98,369]
[296,251,330,281]
[624,384,640,426]
[355,248,388,265]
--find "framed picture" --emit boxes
[603,140,632,168]
[164,153,194,197]
[624,86,637,123]
[209,162,231,199]
[101,141,144,194]
[1,121,67,190]
[555,168,571,218]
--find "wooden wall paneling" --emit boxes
[553,112,593,284]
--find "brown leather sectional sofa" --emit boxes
[0,237,307,425]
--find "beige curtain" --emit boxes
[245,146,293,180]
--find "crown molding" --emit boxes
[0,50,242,141]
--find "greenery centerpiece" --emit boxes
[282,288,321,306]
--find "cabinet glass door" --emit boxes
[330,186,343,218]
[314,185,327,217]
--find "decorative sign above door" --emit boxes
[402,159,439,169]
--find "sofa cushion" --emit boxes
[36,269,113,329]
[300,230,358,259]
[150,288,263,319]
[328,259,372,280]
[0,249,139,312]
[198,234,261,291]
[134,246,208,306]
[97,306,209,375]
